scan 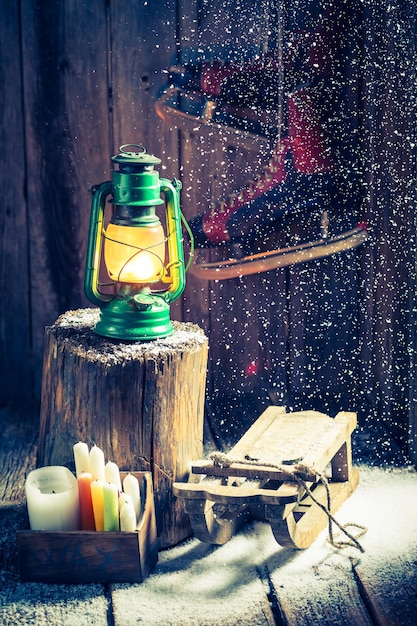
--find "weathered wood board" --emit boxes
[273,558,374,626]
[1,406,417,625]
[354,554,417,626]
[20,0,112,397]
[0,3,31,404]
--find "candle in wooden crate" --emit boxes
[25,466,79,531]
[16,471,158,584]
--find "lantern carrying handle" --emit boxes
[159,177,186,302]
[84,180,114,306]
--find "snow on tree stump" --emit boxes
[37,308,208,549]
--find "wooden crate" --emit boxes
[16,471,158,584]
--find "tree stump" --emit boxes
[37,308,208,549]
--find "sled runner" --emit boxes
[189,221,368,280]
[173,407,359,549]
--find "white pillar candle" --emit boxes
[123,474,141,522]
[120,500,137,532]
[89,445,105,481]
[105,461,122,492]
[73,442,90,478]
[25,466,79,531]
[119,491,133,512]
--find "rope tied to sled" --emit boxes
[209,451,367,553]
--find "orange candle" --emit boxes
[77,472,95,531]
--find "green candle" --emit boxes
[103,482,119,531]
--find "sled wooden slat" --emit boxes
[190,460,319,483]
[191,408,357,483]
[175,479,300,506]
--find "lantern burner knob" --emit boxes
[133,292,155,311]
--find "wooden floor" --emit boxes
[1,404,416,626]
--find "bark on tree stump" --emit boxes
[37,308,208,549]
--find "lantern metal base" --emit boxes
[94,295,174,341]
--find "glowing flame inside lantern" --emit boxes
[104,223,166,284]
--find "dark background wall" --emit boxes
[1,0,416,462]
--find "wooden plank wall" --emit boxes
[0,0,416,462]
[1,3,31,397]
[178,0,285,444]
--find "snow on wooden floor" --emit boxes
[0,406,416,625]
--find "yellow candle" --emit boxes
[91,480,104,531]
[103,482,119,531]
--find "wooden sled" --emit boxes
[155,86,278,153]
[173,407,359,549]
